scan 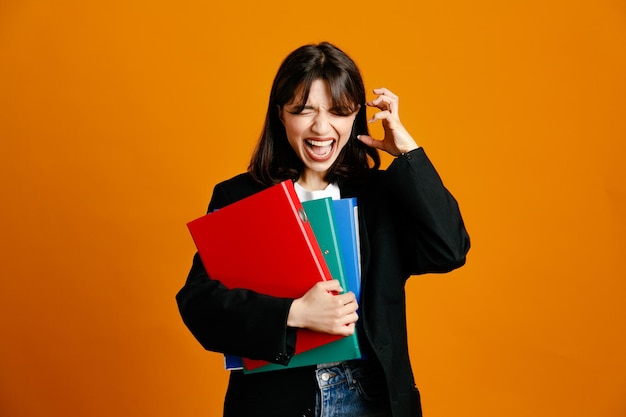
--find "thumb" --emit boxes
[357,134,383,150]
[318,279,344,294]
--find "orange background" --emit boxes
[1,0,625,416]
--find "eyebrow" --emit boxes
[285,102,358,114]
[284,103,315,112]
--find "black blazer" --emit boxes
[177,148,470,417]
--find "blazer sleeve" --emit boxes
[176,181,297,365]
[385,148,470,274]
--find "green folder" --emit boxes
[244,197,362,373]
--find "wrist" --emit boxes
[398,146,420,157]
[287,298,304,328]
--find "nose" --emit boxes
[311,110,331,134]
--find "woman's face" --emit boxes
[280,79,358,185]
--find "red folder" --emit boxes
[187,180,342,369]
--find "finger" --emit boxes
[317,279,343,293]
[335,322,356,336]
[366,97,398,116]
[366,95,395,110]
[336,292,357,307]
[343,311,359,328]
[348,311,359,324]
[368,110,392,123]
[372,87,398,100]
[342,299,359,313]
[342,291,357,303]
[356,134,385,150]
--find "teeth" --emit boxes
[306,139,334,146]
[305,139,333,157]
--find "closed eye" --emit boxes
[330,104,360,117]
[285,105,315,116]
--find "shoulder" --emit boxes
[215,172,263,192]
[357,149,436,191]
[209,173,270,209]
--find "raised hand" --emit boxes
[357,87,420,156]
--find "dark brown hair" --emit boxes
[248,42,380,186]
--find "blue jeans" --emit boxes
[314,361,391,417]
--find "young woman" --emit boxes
[176,42,470,417]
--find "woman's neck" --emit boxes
[297,172,328,191]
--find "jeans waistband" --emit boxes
[315,361,357,389]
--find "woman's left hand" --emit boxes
[357,88,420,156]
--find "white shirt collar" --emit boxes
[294,182,341,202]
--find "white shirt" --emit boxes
[294,182,341,202]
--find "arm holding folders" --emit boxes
[184,180,344,364]
[243,197,362,373]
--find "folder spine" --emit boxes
[280,181,329,284]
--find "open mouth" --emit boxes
[305,139,335,160]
